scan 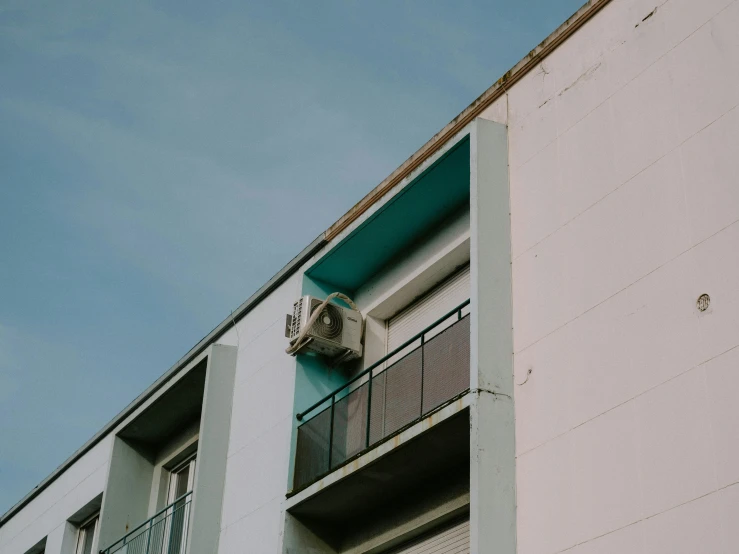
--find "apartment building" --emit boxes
[2,0,739,552]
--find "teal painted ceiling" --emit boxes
[307,136,470,292]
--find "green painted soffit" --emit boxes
[307,136,470,292]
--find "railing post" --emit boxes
[144,517,153,554]
[165,504,174,554]
[184,500,191,553]
[366,371,373,448]
[419,333,426,417]
[328,394,335,472]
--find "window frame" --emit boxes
[166,454,196,504]
[158,453,196,554]
[74,512,100,554]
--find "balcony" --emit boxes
[292,300,470,492]
[99,492,192,554]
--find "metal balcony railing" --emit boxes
[99,492,192,554]
[293,299,471,491]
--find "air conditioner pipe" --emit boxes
[285,292,364,357]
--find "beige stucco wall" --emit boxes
[480,0,739,552]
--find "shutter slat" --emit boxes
[392,519,470,554]
[387,266,470,359]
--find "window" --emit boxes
[75,514,99,554]
[163,455,195,554]
[167,455,195,503]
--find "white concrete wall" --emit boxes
[0,438,111,554]
[215,272,303,554]
[480,0,739,552]
[189,344,238,554]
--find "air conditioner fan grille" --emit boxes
[310,300,343,341]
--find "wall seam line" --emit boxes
[555,479,739,553]
[514,213,739,356]
[516,342,739,459]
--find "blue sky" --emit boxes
[0,0,584,514]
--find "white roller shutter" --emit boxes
[391,519,470,554]
[387,265,470,356]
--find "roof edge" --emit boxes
[325,0,612,242]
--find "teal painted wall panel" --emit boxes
[307,137,470,292]
[287,276,354,490]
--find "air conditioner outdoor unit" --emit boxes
[287,295,363,361]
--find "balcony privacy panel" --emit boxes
[293,313,470,491]
[331,383,369,468]
[422,316,470,413]
[294,407,332,490]
[368,371,387,445]
[383,348,423,437]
